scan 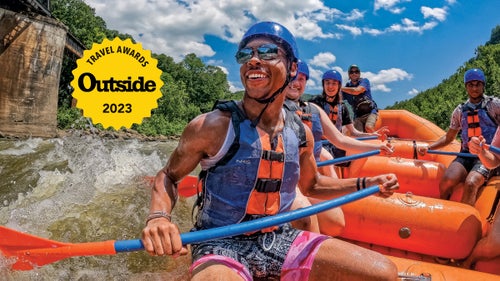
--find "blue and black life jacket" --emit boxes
[194,100,307,230]
[460,98,497,151]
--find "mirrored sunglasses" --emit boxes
[235,43,280,64]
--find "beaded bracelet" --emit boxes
[146,211,172,224]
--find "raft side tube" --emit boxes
[340,194,482,259]
[376,110,446,141]
[344,156,445,198]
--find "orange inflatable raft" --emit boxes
[332,109,500,277]
[390,255,500,281]
[171,109,500,277]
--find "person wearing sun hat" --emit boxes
[341,64,379,133]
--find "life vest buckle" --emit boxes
[255,178,282,192]
[262,150,284,162]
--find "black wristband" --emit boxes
[356,178,361,191]
[362,177,367,189]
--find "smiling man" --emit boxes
[341,64,379,133]
[141,21,398,281]
[418,68,500,206]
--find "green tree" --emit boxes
[486,26,500,45]
[51,0,134,108]
[175,54,231,113]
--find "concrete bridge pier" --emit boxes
[0,8,67,138]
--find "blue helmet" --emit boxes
[239,21,299,63]
[297,60,309,80]
[464,68,486,84]
[322,69,342,84]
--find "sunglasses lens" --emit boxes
[235,48,253,64]
[349,71,360,74]
[235,44,280,64]
[257,44,279,60]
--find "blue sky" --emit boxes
[84,0,500,109]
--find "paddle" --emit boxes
[427,150,478,158]
[427,145,500,158]
[321,135,378,144]
[485,144,500,154]
[144,174,199,197]
[317,149,380,167]
[0,185,380,270]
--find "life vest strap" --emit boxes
[262,150,284,162]
[255,178,282,193]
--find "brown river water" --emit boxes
[0,134,196,280]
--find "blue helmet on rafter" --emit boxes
[322,69,342,84]
[239,21,299,63]
[297,60,309,80]
[464,68,486,84]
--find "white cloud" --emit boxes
[363,27,384,36]
[305,53,339,86]
[345,9,365,21]
[408,88,419,95]
[363,68,413,92]
[421,6,448,22]
[308,52,337,69]
[387,18,438,34]
[374,0,409,13]
[336,24,362,36]
[422,21,439,31]
[83,0,450,63]
[293,16,338,40]
[84,0,346,60]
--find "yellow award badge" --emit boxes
[71,38,163,129]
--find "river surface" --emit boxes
[0,134,196,280]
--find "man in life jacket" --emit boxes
[341,64,379,133]
[418,68,500,205]
[141,21,399,281]
[285,61,394,237]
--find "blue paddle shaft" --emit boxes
[427,150,477,158]
[488,145,500,155]
[317,150,380,167]
[114,185,380,252]
[321,136,377,144]
[354,136,378,141]
[427,145,500,158]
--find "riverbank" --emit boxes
[0,128,180,142]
